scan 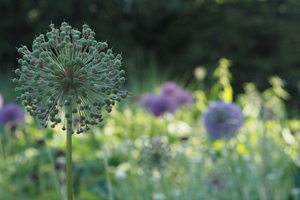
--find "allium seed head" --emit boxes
[203,101,243,140]
[14,22,129,134]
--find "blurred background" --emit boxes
[1,0,300,103]
[1,1,300,199]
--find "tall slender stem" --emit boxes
[102,144,114,200]
[66,122,73,200]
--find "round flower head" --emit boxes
[161,82,194,107]
[14,22,128,134]
[140,93,177,117]
[203,101,243,140]
[173,89,194,106]
[150,95,178,117]
[0,103,25,130]
[139,93,156,112]
[0,94,3,109]
[139,137,171,173]
[161,82,181,96]
[150,95,177,117]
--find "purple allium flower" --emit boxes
[148,95,177,117]
[161,82,181,96]
[140,82,193,116]
[139,93,177,117]
[139,93,157,112]
[161,82,194,107]
[173,89,194,106]
[0,94,3,109]
[203,101,243,140]
[0,103,25,129]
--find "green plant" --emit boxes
[13,22,129,200]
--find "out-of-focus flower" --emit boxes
[0,103,25,130]
[173,89,194,106]
[55,150,66,171]
[161,82,194,106]
[0,93,3,109]
[55,158,66,171]
[139,82,193,117]
[14,22,128,134]
[194,66,207,81]
[139,137,171,173]
[139,93,157,112]
[203,101,243,140]
[149,95,177,117]
[140,94,177,117]
[161,82,181,96]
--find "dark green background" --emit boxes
[1,0,300,98]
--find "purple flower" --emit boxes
[140,82,194,117]
[139,93,157,112]
[161,82,193,107]
[0,94,3,109]
[150,95,178,117]
[139,94,177,117]
[161,82,181,96]
[203,101,243,140]
[0,103,25,129]
[173,89,194,106]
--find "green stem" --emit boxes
[0,132,6,167]
[66,124,73,200]
[102,144,114,200]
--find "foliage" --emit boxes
[0,60,299,199]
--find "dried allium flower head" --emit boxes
[0,103,25,130]
[139,137,171,173]
[14,22,128,134]
[203,101,243,140]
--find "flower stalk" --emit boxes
[14,22,129,200]
[66,104,73,200]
